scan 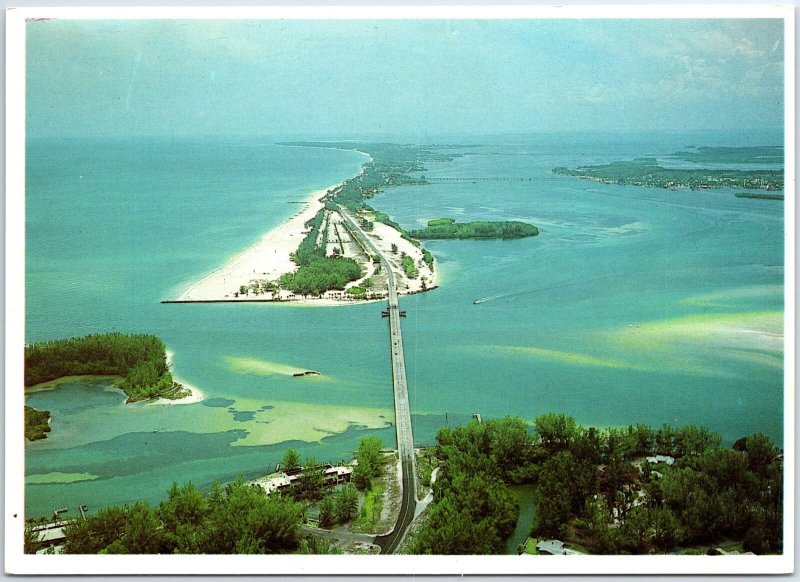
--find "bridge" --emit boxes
[337,206,417,554]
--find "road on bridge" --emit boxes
[337,206,417,554]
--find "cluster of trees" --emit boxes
[553,158,783,191]
[58,479,303,554]
[277,209,363,296]
[411,418,532,554]
[400,255,419,279]
[345,278,374,299]
[24,406,50,441]
[529,414,783,555]
[352,436,383,490]
[278,439,381,530]
[237,279,279,297]
[669,145,783,165]
[411,413,783,555]
[279,258,362,297]
[408,218,539,240]
[24,333,185,404]
[317,485,359,528]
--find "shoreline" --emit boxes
[151,350,205,406]
[144,380,204,407]
[175,182,341,301]
[171,146,438,305]
[25,374,124,394]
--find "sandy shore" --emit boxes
[146,380,204,407]
[174,164,438,304]
[176,182,344,301]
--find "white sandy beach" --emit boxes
[146,380,204,407]
[174,166,438,305]
[177,183,342,301]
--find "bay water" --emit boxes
[24,132,784,520]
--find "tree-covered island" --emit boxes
[408,218,539,240]
[24,333,190,440]
[668,145,783,165]
[553,150,783,191]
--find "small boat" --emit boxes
[293,370,321,377]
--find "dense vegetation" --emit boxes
[408,217,539,240]
[24,333,187,403]
[279,142,451,212]
[411,418,531,554]
[279,257,363,296]
[668,145,783,165]
[553,156,783,191]
[24,406,51,441]
[351,436,384,490]
[278,209,363,296]
[413,414,783,555]
[400,255,419,279]
[58,479,303,554]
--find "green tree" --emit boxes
[353,437,383,490]
[651,507,681,554]
[533,450,595,538]
[412,496,497,554]
[534,413,580,453]
[158,481,208,553]
[281,449,301,472]
[298,535,343,554]
[317,496,336,528]
[24,522,40,554]
[744,433,777,476]
[294,458,326,501]
[198,478,302,554]
[63,506,126,554]
[112,502,162,554]
[334,484,359,523]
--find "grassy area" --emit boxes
[522,538,540,555]
[349,481,385,533]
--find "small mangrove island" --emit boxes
[25,333,190,440]
[408,218,539,240]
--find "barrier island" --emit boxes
[174,142,539,304]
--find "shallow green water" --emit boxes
[24,132,784,518]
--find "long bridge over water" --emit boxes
[338,206,417,554]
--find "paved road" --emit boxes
[300,525,377,545]
[338,207,417,554]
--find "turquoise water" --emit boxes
[24,132,784,519]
